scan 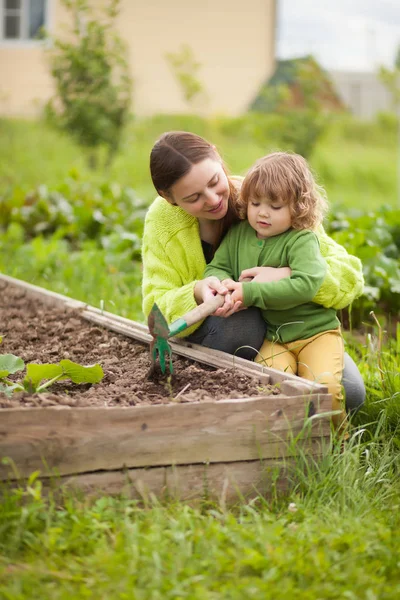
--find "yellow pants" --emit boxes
[255,329,347,432]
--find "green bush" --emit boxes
[326,206,400,324]
[276,109,330,158]
[46,0,132,168]
[0,232,143,318]
[0,174,145,259]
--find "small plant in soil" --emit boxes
[0,353,104,397]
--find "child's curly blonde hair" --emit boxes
[240,152,328,230]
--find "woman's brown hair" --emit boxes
[150,131,241,246]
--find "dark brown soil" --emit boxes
[0,281,279,409]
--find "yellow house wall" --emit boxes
[0,0,276,117]
[0,1,69,116]
[118,0,276,115]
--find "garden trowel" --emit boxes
[147,295,225,375]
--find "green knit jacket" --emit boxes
[142,195,364,337]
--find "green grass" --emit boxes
[0,235,143,320]
[0,120,89,192]
[1,114,398,209]
[1,429,400,599]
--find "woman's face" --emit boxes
[168,158,230,221]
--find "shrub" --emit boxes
[45,0,132,169]
[0,174,145,260]
[326,206,400,326]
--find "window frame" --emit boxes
[0,0,51,46]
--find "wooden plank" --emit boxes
[0,274,326,391]
[0,395,332,480]
[36,458,302,505]
[0,273,86,310]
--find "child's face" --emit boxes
[247,196,292,239]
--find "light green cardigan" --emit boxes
[142,196,364,337]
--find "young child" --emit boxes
[204,152,347,431]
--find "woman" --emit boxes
[142,131,365,412]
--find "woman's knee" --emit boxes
[342,352,366,414]
[226,307,266,349]
[190,307,266,359]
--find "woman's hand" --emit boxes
[194,277,243,318]
[194,276,228,304]
[239,266,292,283]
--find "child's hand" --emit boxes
[213,295,243,317]
[195,277,239,317]
[222,279,244,304]
[208,278,243,317]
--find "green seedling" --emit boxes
[0,353,104,397]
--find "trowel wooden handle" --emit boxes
[182,294,225,328]
[168,294,225,338]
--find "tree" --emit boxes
[46,0,132,169]
[250,57,339,158]
[165,44,208,111]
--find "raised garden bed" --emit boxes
[0,274,332,504]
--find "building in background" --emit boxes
[329,71,393,119]
[0,0,277,117]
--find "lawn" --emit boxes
[0,114,397,209]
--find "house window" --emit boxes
[1,0,47,41]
